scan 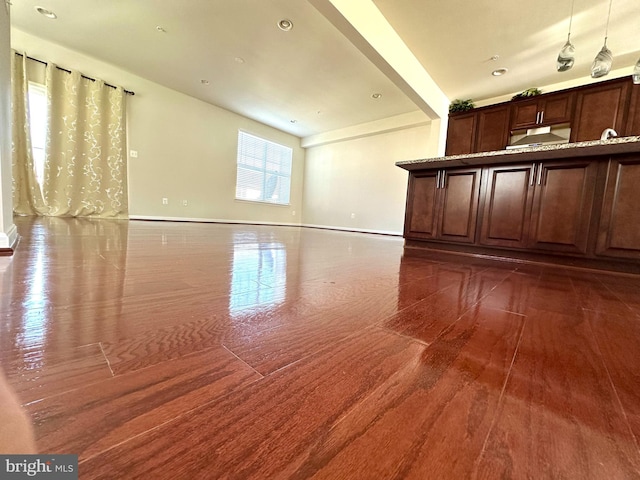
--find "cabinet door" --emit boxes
[446,113,476,156]
[571,79,631,142]
[438,167,482,243]
[625,84,640,136]
[510,92,574,129]
[529,160,598,253]
[596,156,640,258]
[480,164,535,248]
[475,106,510,153]
[405,171,440,240]
[540,92,574,125]
[511,99,540,129]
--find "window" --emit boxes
[27,82,48,187]
[236,131,292,205]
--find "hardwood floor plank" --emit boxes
[382,268,509,344]
[570,276,636,316]
[100,315,228,375]
[474,308,640,479]
[281,306,524,480]
[586,309,640,447]
[27,345,261,459]
[79,329,426,479]
[3,343,112,405]
[479,271,540,314]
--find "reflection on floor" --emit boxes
[2,216,640,479]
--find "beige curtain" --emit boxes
[11,53,47,215]
[11,52,128,218]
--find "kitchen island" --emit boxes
[396,136,640,274]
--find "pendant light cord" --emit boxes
[567,0,575,38]
[604,0,613,45]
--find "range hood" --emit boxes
[506,125,570,149]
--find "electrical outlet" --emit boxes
[162,198,168,205]
[182,200,188,206]
[350,213,356,219]
[292,210,296,216]
[130,150,138,158]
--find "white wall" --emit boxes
[302,124,432,235]
[11,29,305,226]
[0,4,17,249]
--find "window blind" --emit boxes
[236,131,292,205]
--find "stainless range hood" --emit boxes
[506,125,570,149]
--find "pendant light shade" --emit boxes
[591,0,614,78]
[591,42,613,78]
[557,36,576,72]
[557,0,576,72]
[633,57,640,84]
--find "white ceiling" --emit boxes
[8,0,640,139]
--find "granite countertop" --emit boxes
[396,135,640,171]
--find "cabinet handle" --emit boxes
[529,164,536,186]
[535,112,540,124]
[441,171,447,189]
[537,164,543,185]
[539,111,544,124]
[436,170,441,189]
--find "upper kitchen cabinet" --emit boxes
[445,104,510,155]
[510,91,575,130]
[571,78,631,142]
[626,83,640,136]
[475,105,510,152]
[445,112,476,156]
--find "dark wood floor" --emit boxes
[2,216,640,479]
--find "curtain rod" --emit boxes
[15,52,135,96]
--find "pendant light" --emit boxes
[556,0,576,72]
[633,57,640,84]
[590,0,614,78]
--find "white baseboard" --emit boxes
[301,223,402,236]
[0,223,19,250]
[128,215,403,237]
[128,215,301,227]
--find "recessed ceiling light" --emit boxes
[371,93,382,99]
[156,25,166,33]
[492,68,508,76]
[234,57,245,64]
[278,19,293,31]
[200,79,210,85]
[35,6,56,19]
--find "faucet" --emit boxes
[601,128,618,140]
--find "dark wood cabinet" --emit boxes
[475,105,510,152]
[528,159,598,254]
[510,92,574,130]
[446,104,509,156]
[405,171,439,240]
[571,79,630,142]
[445,78,634,155]
[596,155,640,258]
[626,84,640,136]
[405,167,481,243]
[445,113,476,156]
[400,143,640,273]
[480,159,598,253]
[480,164,535,248]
